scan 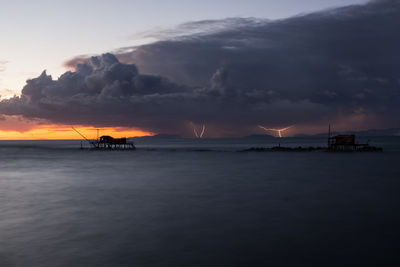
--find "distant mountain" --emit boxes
[308,128,400,137]
[133,134,182,139]
[243,134,276,139]
[351,128,400,136]
[131,129,399,140]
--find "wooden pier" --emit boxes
[73,128,135,150]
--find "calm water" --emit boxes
[0,137,399,266]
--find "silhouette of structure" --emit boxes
[242,125,382,152]
[327,125,381,152]
[97,136,135,149]
[72,127,135,150]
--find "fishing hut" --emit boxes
[72,128,135,150]
[97,136,135,149]
[327,126,382,152]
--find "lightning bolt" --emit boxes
[191,122,206,138]
[191,122,199,138]
[200,124,206,138]
[258,125,293,138]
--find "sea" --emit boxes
[0,136,399,266]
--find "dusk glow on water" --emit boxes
[0,137,400,266]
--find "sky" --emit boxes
[0,0,368,96]
[1,0,398,139]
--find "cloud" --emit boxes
[0,60,8,72]
[0,60,9,91]
[2,0,400,136]
[0,53,331,136]
[129,17,266,42]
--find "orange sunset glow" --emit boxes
[0,115,153,140]
[0,126,152,140]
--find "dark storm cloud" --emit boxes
[129,18,266,42]
[1,0,400,136]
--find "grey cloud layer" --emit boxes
[2,0,400,135]
[1,53,316,135]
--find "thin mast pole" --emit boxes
[72,127,95,147]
